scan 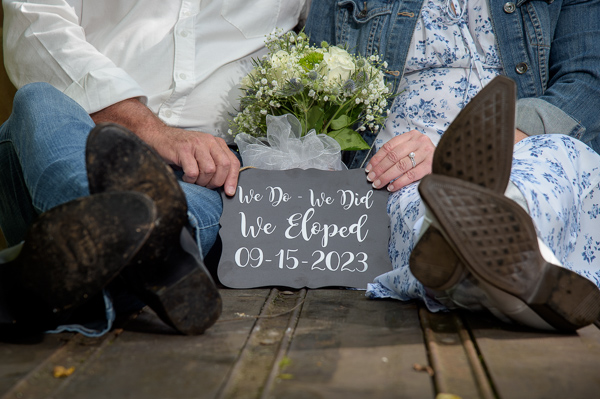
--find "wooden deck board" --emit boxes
[419,309,494,399]
[1,288,600,399]
[267,290,434,399]
[464,313,600,399]
[0,332,73,395]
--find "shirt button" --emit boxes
[163,109,173,118]
[179,73,187,80]
[180,30,189,37]
[515,62,528,74]
[503,2,516,13]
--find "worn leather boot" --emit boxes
[85,123,222,335]
[419,175,600,332]
[0,191,156,333]
[407,76,600,331]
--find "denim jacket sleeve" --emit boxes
[307,0,600,152]
[490,0,600,149]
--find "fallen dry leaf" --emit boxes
[435,394,462,399]
[53,365,75,378]
[413,363,435,376]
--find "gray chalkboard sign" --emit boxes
[217,168,392,289]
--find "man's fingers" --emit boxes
[220,141,240,196]
[223,160,240,196]
[161,129,240,191]
[180,153,201,184]
[200,142,232,189]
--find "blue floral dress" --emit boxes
[365,0,600,310]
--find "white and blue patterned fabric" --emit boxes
[366,0,600,310]
[375,0,502,148]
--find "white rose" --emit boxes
[323,46,355,85]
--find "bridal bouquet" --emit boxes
[229,30,393,152]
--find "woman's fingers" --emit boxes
[365,130,435,191]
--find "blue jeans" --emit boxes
[0,82,223,335]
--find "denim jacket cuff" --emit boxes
[516,98,585,139]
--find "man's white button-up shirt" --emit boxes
[4,0,308,142]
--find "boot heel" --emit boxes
[124,229,222,335]
[530,266,600,331]
[147,265,222,335]
[410,227,466,290]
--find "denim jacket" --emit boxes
[305,0,600,153]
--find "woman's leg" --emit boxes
[510,134,600,284]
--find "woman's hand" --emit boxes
[515,129,528,143]
[365,130,435,192]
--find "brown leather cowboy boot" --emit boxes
[85,123,222,335]
[0,191,156,333]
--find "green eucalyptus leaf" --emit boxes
[328,127,370,151]
[330,115,352,131]
[307,106,325,134]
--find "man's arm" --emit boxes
[91,98,239,196]
[3,1,146,113]
[4,1,239,194]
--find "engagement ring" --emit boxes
[408,152,416,168]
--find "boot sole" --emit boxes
[431,75,515,189]
[410,76,516,290]
[419,175,600,331]
[86,123,188,265]
[19,191,156,313]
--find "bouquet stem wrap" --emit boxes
[235,114,346,171]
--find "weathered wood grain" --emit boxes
[1,289,271,399]
[420,308,495,399]
[465,312,600,399]
[3,289,600,399]
[266,290,434,399]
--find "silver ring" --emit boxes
[408,151,416,168]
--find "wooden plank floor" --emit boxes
[1,288,599,399]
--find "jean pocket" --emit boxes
[221,0,282,39]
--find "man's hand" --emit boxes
[91,98,239,196]
[365,130,435,192]
[154,126,239,194]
